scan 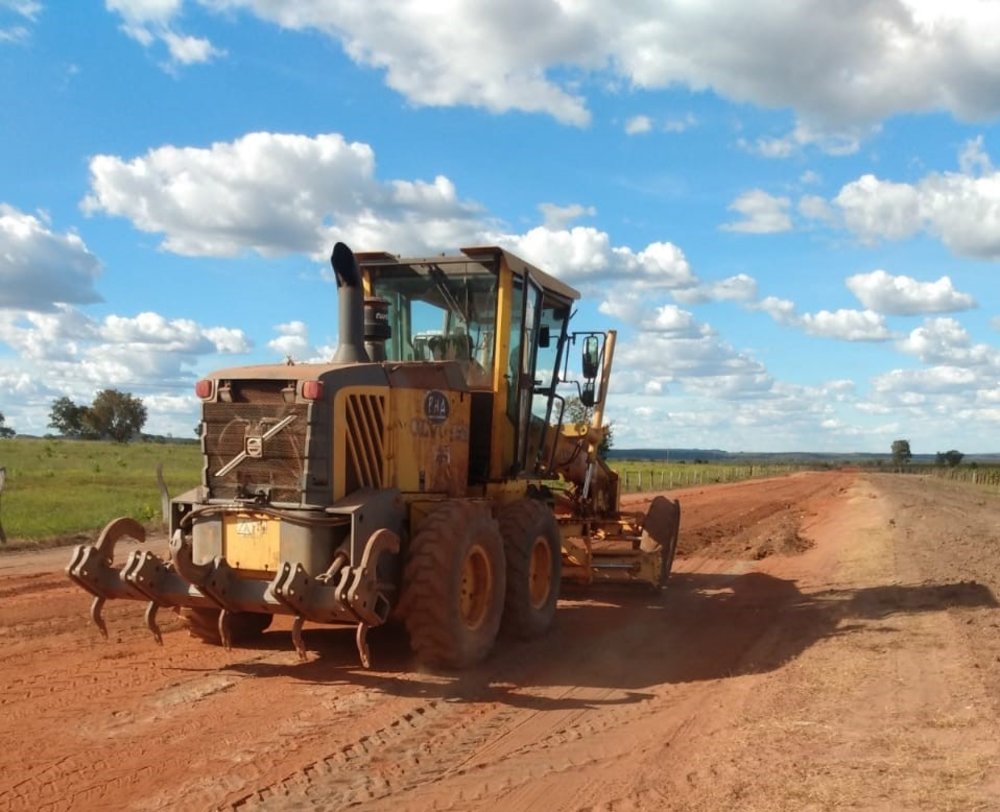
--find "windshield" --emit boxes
[368,259,498,389]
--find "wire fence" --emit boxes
[612,462,806,493]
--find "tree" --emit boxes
[48,390,146,442]
[564,396,614,459]
[86,389,147,443]
[49,396,95,438]
[935,449,964,468]
[0,411,13,439]
[891,439,912,466]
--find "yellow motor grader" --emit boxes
[67,243,680,668]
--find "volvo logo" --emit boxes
[424,390,450,425]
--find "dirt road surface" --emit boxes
[2,471,999,811]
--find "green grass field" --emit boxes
[0,438,809,546]
[0,437,201,546]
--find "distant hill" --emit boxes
[607,449,1000,465]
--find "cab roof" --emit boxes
[355,245,580,305]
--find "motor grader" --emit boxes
[67,243,681,669]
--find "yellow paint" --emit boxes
[222,512,281,572]
[390,388,470,497]
[490,255,516,479]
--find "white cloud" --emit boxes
[0,205,103,311]
[721,189,792,233]
[538,202,595,230]
[624,115,652,135]
[0,0,40,42]
[673,274,758,305]
[797,194,835,223]
[664,113,697,133]
[754,295,892,342]
[826,138,1000,258]
[190,1,1000,132]
[897,317,1000,368]
[106,0,222,66]
[267,320,311,360]
[0,303,251,435]
[82,131,486,258]
[798,309,892,342]
[833,174,922,243]
[495,226,696,291]
[746,122,867,158]
[845,270,976,316]
[872,366,981,396]
[161,29,222,64]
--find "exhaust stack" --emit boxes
[331,242,370,364]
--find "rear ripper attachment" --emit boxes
[67,242,404,668]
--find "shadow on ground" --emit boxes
[211,569,998,712]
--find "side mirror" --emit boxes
[582,335,600,380]
[538,324,551,348]
[580,380,596,408]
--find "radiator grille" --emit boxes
[344,393,386,490]
[203,402,310,503]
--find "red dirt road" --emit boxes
[2,471,999,810]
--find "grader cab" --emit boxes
[67,243,680,669]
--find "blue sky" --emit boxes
[2,1,1000,454]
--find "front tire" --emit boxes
[498,499,561,639]
[401,501,506,669]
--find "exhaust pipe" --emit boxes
[331,242,370,364]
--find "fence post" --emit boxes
[156,463,170,530]
[0,466,6,544]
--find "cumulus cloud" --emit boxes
[721,190,792,233]
[165,1,1000,132]
[538,202,595,230]
[754,295,892,342]
[0,0,41,42]
[0,304,251,433]
[798,309,892,342]
[846,270,976,316]
[832,174,922,243]
[673,274,758,306]
[82,131,486,258]
[107,0,222,65]
[495,226,696,291]
[267,320,311,360]
[872,366,981,396]
[897,317,1000,368]
[811,138,1000,259]
[0,205,103,311]
[745,122,867,158]
[624,115,653,135]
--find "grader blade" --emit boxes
[639,496,681,587]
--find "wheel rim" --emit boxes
[528,534,553,610]
[459,543,492,630]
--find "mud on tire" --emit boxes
[176,608,272,645]
[498,498,561,640]
[400,501,506,669]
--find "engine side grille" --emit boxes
[203,402,310,503]
[344,393,386,490]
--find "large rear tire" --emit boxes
[400,501,506,669]
[176,608,272,645]
[498,499,561,639]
